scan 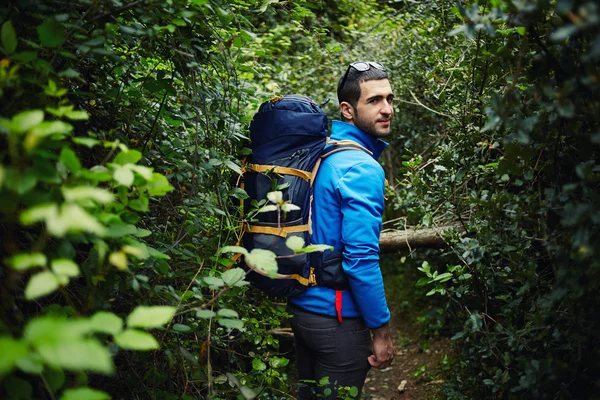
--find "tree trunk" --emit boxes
[379,225,462,253]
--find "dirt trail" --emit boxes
[362,306,452,400]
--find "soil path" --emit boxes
[362,303,452,400]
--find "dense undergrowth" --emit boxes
[1,0,598,399]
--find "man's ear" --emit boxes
[340,101,354,121]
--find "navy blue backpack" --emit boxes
[237,95,328,297]
[235,95,371,298]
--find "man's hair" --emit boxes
[337,66,389,108]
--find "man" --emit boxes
[288,61,395,399]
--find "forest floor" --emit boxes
[362,299,453,400]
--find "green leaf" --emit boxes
[222,267,248,287]
[25,121,73,151]
[146,172,173,196]
[0,337,28,375]
[109,251,127,270]
[246,249,278,278]
[12,110,44,133]
[25,271,60,300]
[15,353,44,374]
[422,213,433,227]
[345,386,358,397]
[60,148,81,174]
[114,329,159,350]
[230,187,249,200]
[47,204,106,237]
[43,367,65,392]
[5,168,37,195]
[73,137,100,148]
[64,110,89,120]
[37,18,66,48]
[114,150,142,166]
[29,120,73,137]
[104,223,137,238]
[2,20,17,54]
[112,165,134,187]
[294,244,333,254]
[204,276,225,289]
[258,204,277,213]
[217,318,245,331]
[11,51,37,62]
[252,358,267,371]
[217,308,239,318]
[58,68,80,78]
[60,388,111,400]
[24,316,91,345]
[7,252,47,270]
[433,272,453,282]
[286,236,305,251]
[267,191,283,204]
[130,165,153,181]
[415,277,431,287]
[90,312,123,335]
[62,187,113,204]
[127,306,176,329]
[269,356,289,368]
[281,203,300,212]
[173,324,192,332]
[216,251,241,264]
[215,7,234,26]
[3,376,33,399]
[51,259,80,277]
[225,160,242,174]
[122,244,148,259]
[259,0,279,13]
[196,310,216,319]
[37,339,114,374]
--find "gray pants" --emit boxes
[288,304,372,399]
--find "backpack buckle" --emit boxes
[308,267,317,286]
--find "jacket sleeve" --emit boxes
[337,160,391,328]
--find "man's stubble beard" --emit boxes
[353,110,391,139]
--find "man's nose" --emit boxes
[381,103,393,116]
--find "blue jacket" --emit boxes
[289,120,391,329]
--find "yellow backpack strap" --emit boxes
[325,138,373,156]
[246,164,312,182]
[249,265,317,286]
[246,223,310,238]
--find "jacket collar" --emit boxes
[330,120,389,161]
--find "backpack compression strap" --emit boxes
[243,164,313,182]
[248,264,316,286]
[241,162,313,238]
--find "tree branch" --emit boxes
[379,224,463,253]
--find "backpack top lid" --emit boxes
[249,95,328,149]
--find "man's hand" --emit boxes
[368,323,395,369]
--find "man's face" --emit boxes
[348,79,394,138]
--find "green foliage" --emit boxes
[384,0,600,398]
[3,0,596,398]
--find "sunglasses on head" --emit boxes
[339,61,386,94]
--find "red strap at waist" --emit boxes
[335,290,343,323]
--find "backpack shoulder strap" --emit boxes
[321,138,373,159]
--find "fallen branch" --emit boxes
[379,225,462,253]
